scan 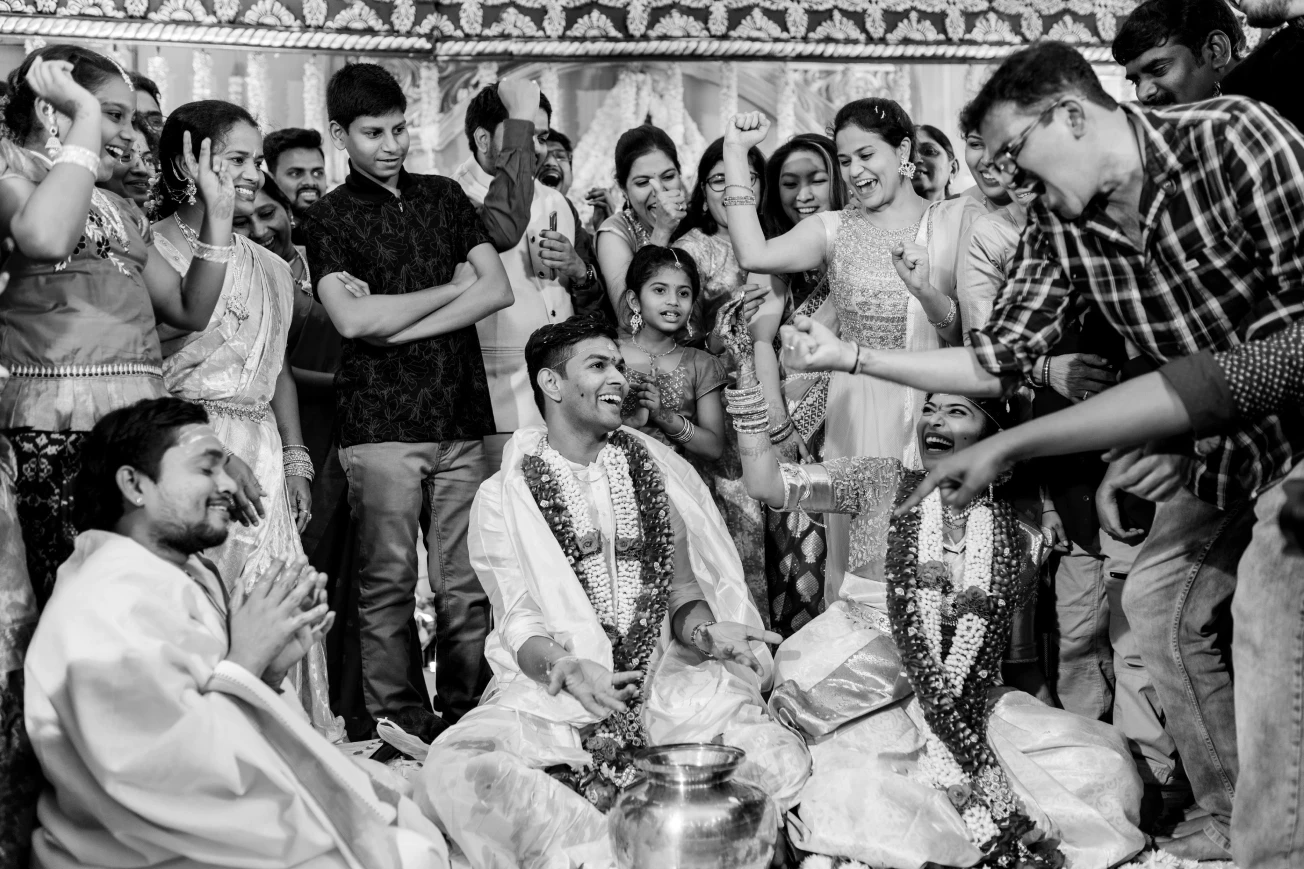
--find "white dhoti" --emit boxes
[416,427,810,869]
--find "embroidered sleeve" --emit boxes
[1162,320,1304,435]
[784,456,902,515]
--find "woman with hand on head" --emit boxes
[0,47,232,607]
[912,124,960,202]
[752,132,846,635]
[596,124,688,327]
[152,101,345,742]
[722,102,984,601]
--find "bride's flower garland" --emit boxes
[522,430,675,811]
[885,470,1064,868]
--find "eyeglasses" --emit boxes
[990,97,1068,186]
[547,148,572,165]
[705,172,758,193]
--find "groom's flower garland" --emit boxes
[522,430,675,811]
[885,470,1064,868]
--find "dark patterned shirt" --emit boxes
[1161,320,1304,445]
[971,99,1304,509]
[304,165,496,447]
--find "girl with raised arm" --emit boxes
[152,101,344,741]
[722,103,984,600]
[0,47,233,606]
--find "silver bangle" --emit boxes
[52,144,102,178]
[667,417,695,445]
[690,621,716,657]
[190,241,233,264]
[929,297,958,330]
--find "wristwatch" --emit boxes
[574,262,598,289]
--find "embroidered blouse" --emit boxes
[0,142,166,431]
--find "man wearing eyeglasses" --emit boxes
[781,40,1304,869]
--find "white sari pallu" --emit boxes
[155,232,343,743]
[417,427,811,869]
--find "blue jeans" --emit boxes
[340,439,490,723]
[1054,538,1178,788]
[1231,462,1304,869]
[1121,487,1253,852]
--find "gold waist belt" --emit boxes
[199,399,270,423]
[6,361,163,378]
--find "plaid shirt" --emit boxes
[972,98,1304,508]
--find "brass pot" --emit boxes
[608,743,777,869]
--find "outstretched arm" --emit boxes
[780,314,1007,396]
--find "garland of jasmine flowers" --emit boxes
[522,430,675,812]
[885,470,1063,868]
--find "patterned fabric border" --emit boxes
[1,0,1136,56]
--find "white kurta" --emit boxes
[453,160,576,432]
[416,427,810,869]
[24,531,449,869]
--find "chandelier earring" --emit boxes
[184,175,197,206]
[685,320,694,339]
[43,107,61,157]
[629,308,644,334]
[898,156,917,179]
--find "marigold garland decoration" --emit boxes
[523,431,675,811]
[885,470,1064,868]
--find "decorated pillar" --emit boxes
[146,52,169,110]
[539,64,561,133]
[246,52,270,132]
[303,56,326,140]
[719,61,738,129]
[191,50,213,102]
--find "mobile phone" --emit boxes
[547,211,558,281]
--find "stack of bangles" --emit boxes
[52,145,103,178]
[722,183,756,208]
[768,417,795,445]
[667,415,696,445]
[725,383,769,433]
[282,444,314,481]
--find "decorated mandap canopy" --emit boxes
[1,0,1133,60]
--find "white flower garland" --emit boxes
[912,488,1006,846]
[535,440,643,634]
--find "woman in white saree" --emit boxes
[715,300,1144,869]
[152,100,343,742]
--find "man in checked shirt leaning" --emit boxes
[779,41,1304,869]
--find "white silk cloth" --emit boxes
[24,531,449,869]
[417,427,810,869]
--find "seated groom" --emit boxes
[24,398,449,869]
[417,315,810,869]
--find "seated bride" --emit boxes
[416,315,810,869]
[715,299,1144,869]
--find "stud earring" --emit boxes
[898,157,917,180]
[629,310,644,334]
